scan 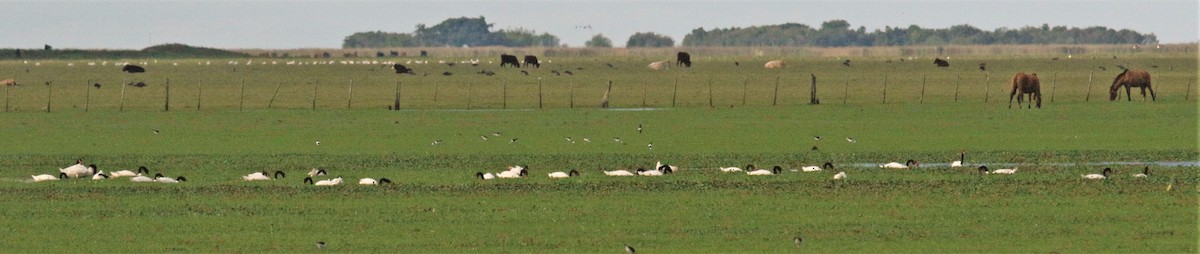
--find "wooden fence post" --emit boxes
[842,78,849,105]
[882,74,888,104]
[239,79,245,111]
[569,80,575,108]
[164,78,170,111]
[672,76,679,107]
[920,75,927,103]
[119,78,126,111]
[641,77,648,108]
[708,77,714,108]
[1085,71,1094,101]
[45,81,51,112]
[809,74,819,105]
[393,80,401,110]
[773,75,780,106]
[984,73,991,103]
[85,80,91,112]
[196,79,202,111]
[502,79,508,109]
[346,79,354,110]
[954,75,961,102]
[467,79,473,110]
[538,78,543,109]
[742,76,748,106]
[1186,79,1194,101]
[1050,73,1058,102]
[4,82,8,112]
[268,82,282,109]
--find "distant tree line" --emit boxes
[683,20,1158,47]
[343,16,560,48]
[0,43,249,59]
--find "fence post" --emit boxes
[920,75,927,104]
[773,75,781,106]
[569,80,575,108]
[672,76,679,107]
[1180,79,1190,101]
[393,80,401,110]
[843,78,849,105]
[1085,71,1093,101]
[311,80,318,110]
[882,74,888,104]
[502,79,507,109]
[467,79,473,110]
[984,73,991,103]
[119,78,126,111]
[708,77,714,108]
[85,80,91,112]
[1050,73,1058,102]
[45,81,51,112]
[196,79,202,111]
[641,77,648,108]
[742,76,748,106]
[433,80,439,103]
[164,78,170,111]
[538,78,543,109]
[954,75,961,102]
[809,74,819,105]
[347,79,354,110]
[268,82,282,109]
[239,79,245,111]
[4,82,8,112]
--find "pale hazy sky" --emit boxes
[1,0,1196,49]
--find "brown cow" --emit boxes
[1009,72,1042,109]
[0,79,16,86]
[764,60,786,69]
[1109,69,1155,101]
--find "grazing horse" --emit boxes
[1110,69,1155,101]
[1008,72,1042,109]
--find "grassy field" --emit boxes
[0,51,1196,252]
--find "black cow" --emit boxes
[391,64,415,75]
[933,58,950,67]
[122,65,146,73]
[389,51,400,57]
[376,51,385,57]
[676,52,692,67]
[524,55,540,68]
[500,54,520,68]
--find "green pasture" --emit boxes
[0,53,1196,252]
[0,54,1194,111]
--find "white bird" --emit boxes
[747,166,783,176]
[91,171,109,180]
[32,173,65,182]
[1083,168,1113,179]
[833,171,847,180]
[950,151,965,167]
[719,166,745,173]
[315,140,321,146]
[496,169,528,178]
[991,167,1017,174]
[475,172,496,180]
[880,160,918,169]
[110,166,148,178]
[305,177,343,186]
[242,171,271,181]
[846,137,856,143]
[154,173,187,183]
[1133,166,1150,178]
[801,162,833,172]
[358,178,392,185]
[130,173,155,182]
[59,159,93,178]
[603,169,636,176]
[548,170,580,178]
[307,168,328,177]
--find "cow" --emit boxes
[524,55,540,68]
[122,65,146,73]
[933,58,950,67]
[648,61,670,70]
[764,60,786,69]
[676,52,692,67]
[376,52,385,57]
[500,54,520,68]
[1,79,17,86]
[392,64,415,75]
[390,51,400,57]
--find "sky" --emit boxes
[0,0,1196,49]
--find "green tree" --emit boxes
[585,34,613,48]
[626,32,674,47]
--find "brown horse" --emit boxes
[1110,69,1155,101]
[1009,72,1042,109]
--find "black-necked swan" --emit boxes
[91,171,109,180]
[747,166,782,176]
[305,176,343,186]
[475,172,496,180]
[154,173,187,183]
[802,162,833,172]
[32,173,65,182]
[548,169,580,178]
[1083,168,1112,179]
[1133,166,1149,178]
[950,151,965,167]
[130,173,155,182]
[358,178,392,185]
[603,169,636,176]
[307,168,328,177]
[880,160,918,169]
